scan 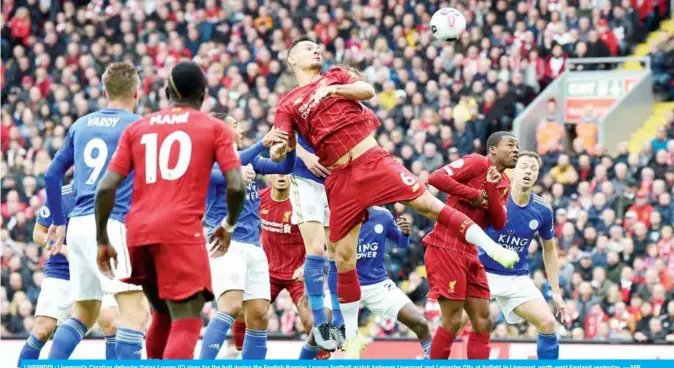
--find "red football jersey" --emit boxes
[423,154,510,254]
[259,188,305,280]
[274,67,380,166]
[108,106,240,247]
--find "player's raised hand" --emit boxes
[469,191,485,207]
[262,127,289,147]
[301,152,330,178]
[208,226,231,257]
[45,224,66,254]
[552,291,569,323]
[312,84,337,103]
[396,216,411,235]
[97,243,118,279]
[486,166,502,183]
[270,142,289,162]
[242,164,256,184]
[292,266,304,282]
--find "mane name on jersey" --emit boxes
[150,112,189,125]
[88,116,120,127]
[357,241,379,259]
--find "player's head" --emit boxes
[166,61,207,109]
[287,36,322,72]
[212,112,243,149]
[487,131,519,169]
[102,62,140,104]
[269,174,290,191]
[511,151,541,190]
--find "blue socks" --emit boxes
[105,335,117,359]
[305,255,327,326]
[18,334,46,363]
[116,328,144,360]
[47,318,87,359]
[328,260,343,327]
[537,332,559,359]
[199,312,234,359]
[242,329,268,359]
[421,338,431,358]
[298,341,319,359]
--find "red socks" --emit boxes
[438,206,474,243]
[337,269,361,303]
[163,318,202,359]
[467,331,491,359]
[430,326,455,360]
[146,311,171,359]
[232,320,246,351]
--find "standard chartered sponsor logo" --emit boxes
[260,218,291,233]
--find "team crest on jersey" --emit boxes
[261,208,269,215]
[529,219,539,230]
[39,206,50,218]
[283,211,291,222]
[374,224,384,234]
[448,280,456,293]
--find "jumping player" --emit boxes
[328,207,432,358]
[18,184,118,363]
[199,117,295,360]
[271,36,519,357]
[459,151,568,359]
[95,60,246,359]
[43,62,150,360]
[423,132,519,360]
[290,137,342,352]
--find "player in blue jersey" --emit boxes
[18,184,118,363]
[43,62,151,360]
[460,151,568,359]
[288,136,341,352]
[199,115,295,360]
[323,207,431,358]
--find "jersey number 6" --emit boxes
[400,172,417,186]
[141,131,192,184]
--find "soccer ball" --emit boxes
[430,8,466,42]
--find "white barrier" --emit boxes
[2,338,673,367]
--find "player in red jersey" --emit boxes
[423,131,519,360]
[271,36,519,357]
[230,174,331,360]
[94,61,246,359]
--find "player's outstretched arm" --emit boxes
[485,167,507,229]
[223,168,246,227]
[325,81,375,101]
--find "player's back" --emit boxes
[276,67,380,166]
[67,108,140,221]
[259,188,305,280]
[480,193,554,276]
[113,107,239,247]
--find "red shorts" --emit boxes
[270,276,304,305]
[123,243,214,302]
[425,245,490,301]
[325,146,426,242]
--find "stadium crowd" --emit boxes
[2,0,674,345]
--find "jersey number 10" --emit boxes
[141,131,192,183]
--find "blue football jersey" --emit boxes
[480,193,555,276]
[37,184,76,280]
[356,207,410,286]
[204,141,295,244]
[292,135,324,184]
[45,108,141,224]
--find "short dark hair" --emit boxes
[167,61,206,103]
[288,35,318,55]
[517,151,542,167]
[487,131,517,151]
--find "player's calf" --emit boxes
[114,291,150,360]
[47,300,102,359]
[397,303,432,357]
[17,316,57,364]
[200,291,243,359]
[464,297,492,360]
[242,299,270,359]
[164,291,208,359]
[514,300,559,359]
[429,298,464,360]
[97,305,119,360]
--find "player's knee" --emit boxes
[334,245,356,271]
[32,317,57,341]
[471,317,492,334]
[217,292,243,317]
[536,314,557,334]
[97,307,118,334]
[244,302,269,330]
[410,319,431,340]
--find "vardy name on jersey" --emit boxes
[356,207,410,286]
[37,185,76,280]
[480,193,555,276]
